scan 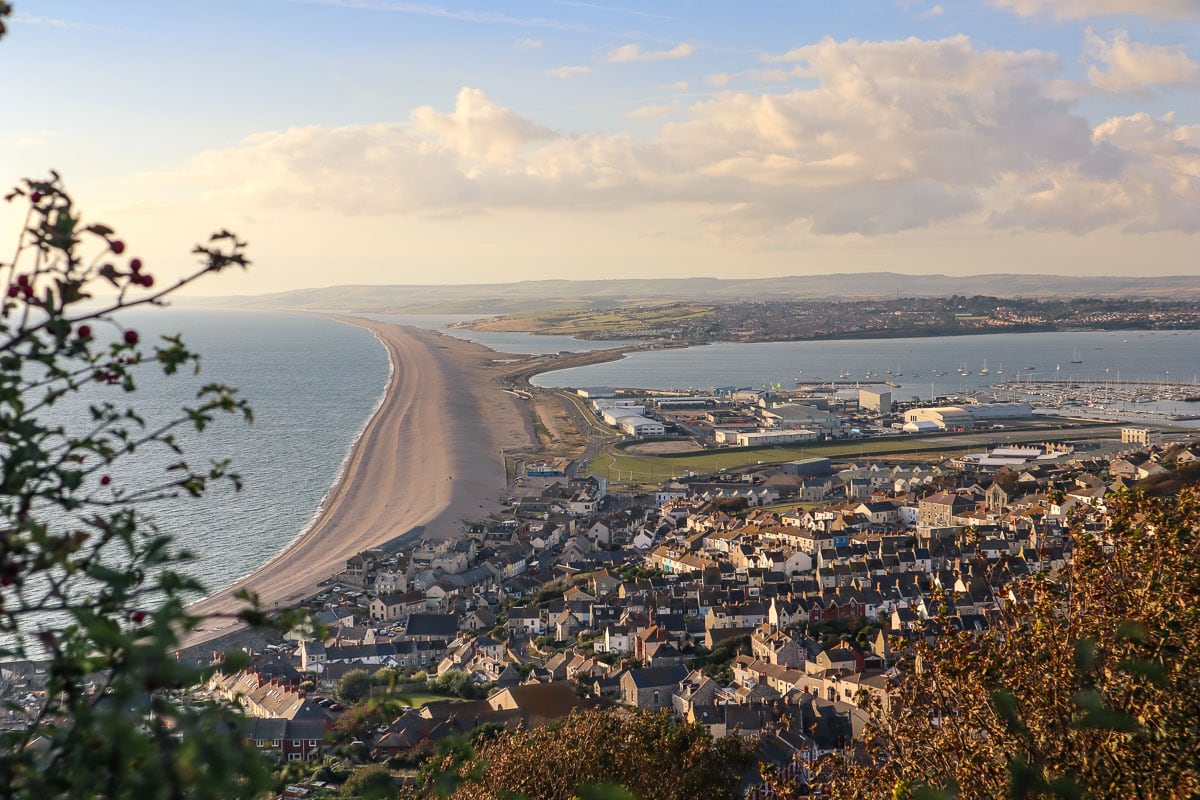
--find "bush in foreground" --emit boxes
[420,709,751,800]
[0,162,272,797]
[813,488,1200,800]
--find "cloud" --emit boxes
[994,112,1200,232]
[606,42,694,63]
[0,130,58,148]
[410,87,556,163]
[293,0,586,31]
[546,65,592,78]
[12,11,114,31]
[990,0,1200,19]
[167,36,1199,239]
[549,0,677,20]
[704,68,792,87]
[1085,29,1200,91]
[515,38,543,50]
[660,80,689,91]
[625,102,680,119]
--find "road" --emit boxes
[552,389,620,476]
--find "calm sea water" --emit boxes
[531,329,1200,401]
[37,309,390,600]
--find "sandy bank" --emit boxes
[182,316,531,649]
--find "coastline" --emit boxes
[182,315,532,649]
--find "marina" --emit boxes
[983,378,1200,423]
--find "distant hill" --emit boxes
[201,273,1200,315]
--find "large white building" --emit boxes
[964,402,1033,420]
[760,403,844,436]
[735,429,819,447]
[903,406,974,430]
[1121,427,1162,446]
[859,389,892,413]
[619,416,665,436]
[593,398,665,437]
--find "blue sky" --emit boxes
[2,1,1198,294]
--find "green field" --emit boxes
[587,439,959,484]
[394,691,467,707]
[585,425,1125,486]
[473,304,713,336]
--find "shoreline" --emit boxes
[182,314,532,649]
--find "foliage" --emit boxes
[427,668,485,700]
[338,669,373,704]
[332,701,386,742]
[340,763,396,798]
[0,164,284,800]
[813,488,1200,800]
[422,709,752,800]
[373,666,401,686]
[697,633,750,683]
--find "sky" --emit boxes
[1,1,1199,296]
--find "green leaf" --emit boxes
[1073,637,1096,674]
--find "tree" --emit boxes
[428,668,482,699]
[812,487,1200,800]
[372,666,401,686]
[423,709,752,800]
[341,763,396,799]
[338,669,374,704]
[332,701,386,742]
[0,166,275,797]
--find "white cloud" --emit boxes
[660,80,689,91]
[606,42,694,63]
[12,11,114,31]
[166,36,1200,239]
[994,112,1200,232]
[410,87,556,163]
[0,130,58,148]
[1085,29,1200,91]
[705,73,732,87]
[549,0,676,20]
[991,0,1200,19]
[515,38,543,50]
[546,65,592,78]
[625,102,679,119]
[293,0,586,31]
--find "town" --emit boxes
[7,371,1195,797]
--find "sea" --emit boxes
[531,328,1200,409]
[22,310,1200,611]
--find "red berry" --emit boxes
[140,274,154,288]
[130,258,142,272]
[16,274,28,287]
[30,191,42,202]
[110,240,126,255]
[100,475,111,486]
[5,286,17,298]
[21,285,33,299]
[77,325,92,338]
[124,330,139,345]
[130,610,146,624]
